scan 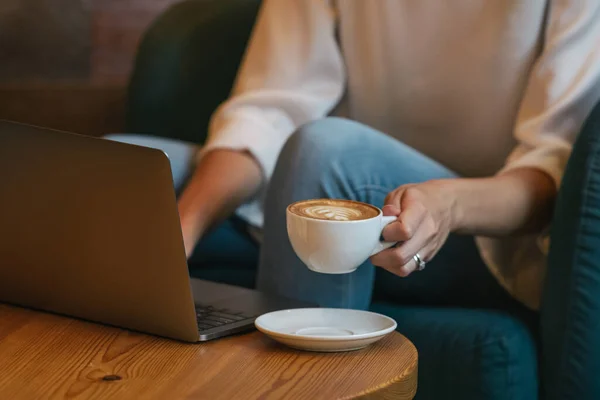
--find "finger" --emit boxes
[376,239,438,278]
[382,204,400,217]
[382,203,426,242]
[385,184,418,206]
[384,188,405,209]
[399,239,438,274]
[393,231,431,265]
[371,222,432,273]
[392,242,436,277]
[395,257,418,277]
[397,192,427,235]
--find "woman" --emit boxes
[111,1,600,311]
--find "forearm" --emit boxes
[447,167,557,236]
[178,149,262,244]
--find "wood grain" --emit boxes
[0,305,418,399]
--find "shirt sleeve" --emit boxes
[476,0,600,310]
[500,0,600,185]
[198,0,345,179]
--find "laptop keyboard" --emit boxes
[195,305,255,332]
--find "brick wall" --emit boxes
[0,0,178,136]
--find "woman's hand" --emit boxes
[369,168,556,278]
[370,180,458,277]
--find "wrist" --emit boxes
[178,203,208,254]
[436,179,465,233]
[177,193,209,238]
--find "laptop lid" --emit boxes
[0,121,199,342]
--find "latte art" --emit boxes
[302,205,364,221]
[289,199,379,221]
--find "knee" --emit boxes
[279,117,370,168]
[269,117,380,202]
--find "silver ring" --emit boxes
[413,253,426,271]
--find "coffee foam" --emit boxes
[289,199,379,221]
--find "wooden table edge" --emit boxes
[0,306,419,399]
[343,337,418,400]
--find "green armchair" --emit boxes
[126,1,600,399]
[127,0,260,144]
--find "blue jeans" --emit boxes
[106,118,518,311]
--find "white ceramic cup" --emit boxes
[286,201,396,274]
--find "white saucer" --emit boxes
[255,308,397,352]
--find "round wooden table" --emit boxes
[0,305,418,399]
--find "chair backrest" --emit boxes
[542,100,600,400]
[126,0,261,144]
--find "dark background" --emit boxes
[0,0,178,135]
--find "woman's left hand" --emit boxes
[370,180,458,277]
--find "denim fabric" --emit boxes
[257,118,517,310]
[107,119,521,311]
[105,123,538,400]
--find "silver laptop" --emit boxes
[0,120,310,342]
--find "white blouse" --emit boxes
[200,0,600,310]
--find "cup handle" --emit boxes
[370,216,398,256]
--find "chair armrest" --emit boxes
[542,100,600,400]
[126,0,261,144]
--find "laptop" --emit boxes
[0,120,310,342]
